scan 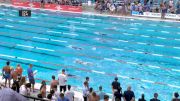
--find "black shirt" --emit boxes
[150,98,160,101]
[123,90,135,101]
[138,98,146,101]
[112,81,120,90]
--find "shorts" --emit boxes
[4,73,10,79]
[60,85,66,92]
[29,78,35,85]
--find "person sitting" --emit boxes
[58,93,69,101]
[138,94,146,101]
[53,85,60,99]
[47,93,53,101]
[150,93,160,101]
[20,83,31,96]
[176,1,180,14]
[65,85,74,101]
[50,90,57,101]
[2,61,11,87]
[19,76,26,87]
[104,95,109,101]
[40,80,46,98]
[11,83,17,91]
[123,86,135,101]
[50,75,59,92]
[172,92,180,101]
[37,93,43,98]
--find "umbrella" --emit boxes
[0,88,28,101]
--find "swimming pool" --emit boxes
[0,5,180,100]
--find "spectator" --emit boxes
[37,93,43,98]
[88,87,94,100]
[20,83,31,96]
[16,64,23,78]
[83,81,89,101]
[138,94,146,101]
[172,92,180,101]
[169,0,174,8]
[40,80,46,98]
[47,93,53,101]
[58,93,69,101]
[53,85,60,99]
[123,86,135,101]
[27,64,35,92]
[97,86,106,100]
[50,90,57,101]
[150,93,160,101]
[41,0,45,8]
[2,61,11,87]
[11,68,19,93]
[112,77,120,94]
[58,69,67,93]
[19,76,26,87]
[65,85,74,101]
[84,76,90,89]
[11,82,17,91]
[89,92,99,101]
[50,75,59,92]
[104,95,109,101]
[176,0,180,14]
[114,88,123,101]
[160,1,166,19]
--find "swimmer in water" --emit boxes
[68,45,83,50]
[72,46,82,50]
[74,59,93,66]
[105,27,117,31]
[94,32,107,36]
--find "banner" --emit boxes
[132,11,180,19]
[11,1,82,12]
[59,5,82,12]
[12,1,30,7]
[44,4,57,10]
[32,2,41,8]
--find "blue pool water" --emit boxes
[0,5,180,100]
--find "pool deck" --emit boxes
[0,76,84,101]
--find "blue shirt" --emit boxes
[27,68,34,80]
[97,91,105,100]
[58,97,69,101]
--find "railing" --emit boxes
[21,94,49,101]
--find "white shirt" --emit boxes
[58,74,67,86]
[53,90,59,100]
[82,86,89,97]
[65,90,74,101]
[20,85,30,96]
